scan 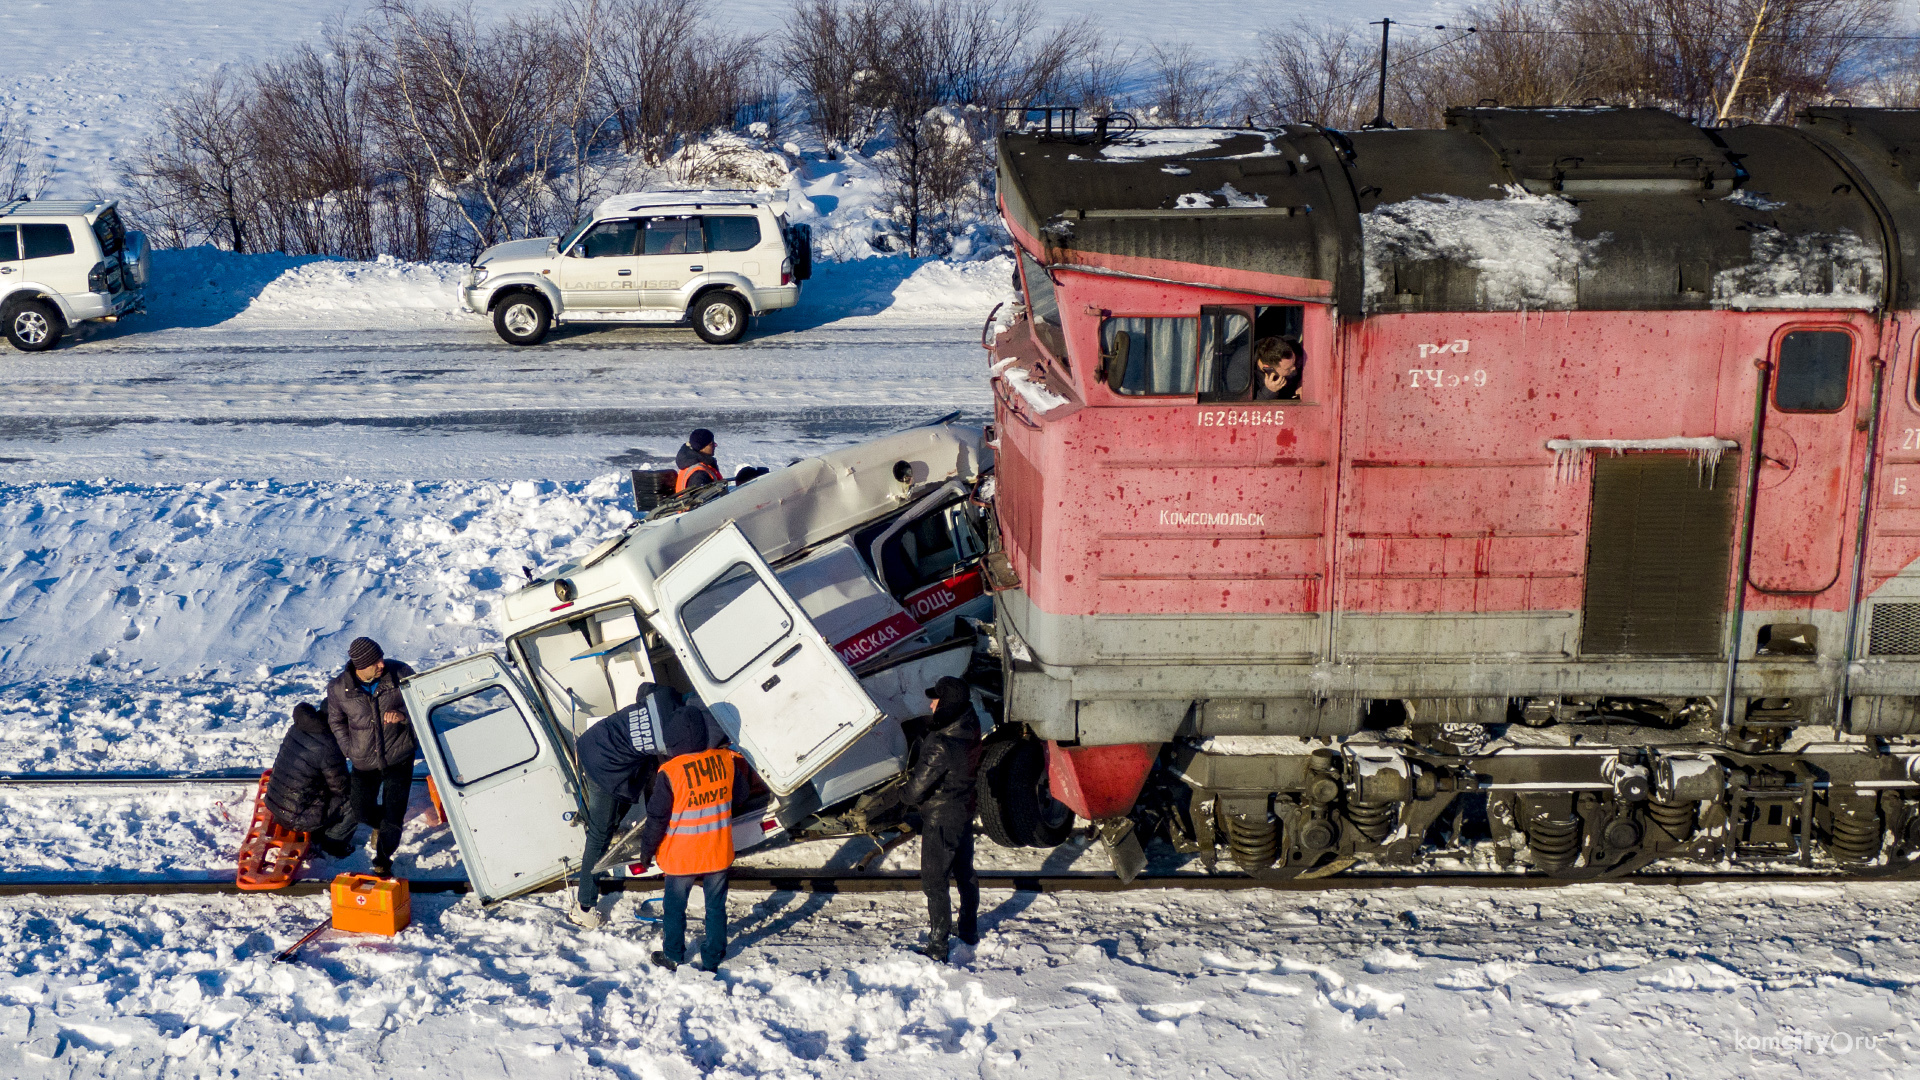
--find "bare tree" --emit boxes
[122,74,260,251]
[0,109,50,202]
[1141,43,1227,125]
[1244,20,1377,128]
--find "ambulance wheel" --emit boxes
[493,293,551,345]
[980,739,1075,848]
[691,292,748,344]
[977,740,1024,847]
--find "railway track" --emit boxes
[2,773,1910,898]
[0,869,1893,900]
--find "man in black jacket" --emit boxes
[674,428,723,494]
[568,681,676,929]
[264,702,354,857]
[324,637,417,877]
[902,676,982,962]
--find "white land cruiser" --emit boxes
[1,198,149,351]
[461,190,811,346]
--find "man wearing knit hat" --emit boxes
[674,428,723,495]
[325,636,418,877]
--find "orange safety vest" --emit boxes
[655,748,738,875]
[675,462,722,494]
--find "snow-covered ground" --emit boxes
[5,880,1919,1078]
[4,3,1919,1076]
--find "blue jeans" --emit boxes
[578,778,635,909]
[662,871,729,970]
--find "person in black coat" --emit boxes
[901,676,982,962]
[264,702,354,857]
[568,681,677,929]
[324,636,418,877]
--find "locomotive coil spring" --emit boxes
[1646,797,1696,842]
[1223,815,1278,872]
[1827,804,1883,863]
[1526,815,1582,871]
[1346,800,1397,843]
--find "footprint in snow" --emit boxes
[1361,947,1422,974]
[1139,1000,1207,1021]
[1202,952,1270,973]
[1245,977,1303,997]
[1278,958,1345,990]
[1539,987,1605,1009]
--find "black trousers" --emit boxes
[919,809,979,948]
[578,778,635,909]
[336,762,412,862]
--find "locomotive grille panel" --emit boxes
[1869,604,1920,655]
[1580,454,1736,656]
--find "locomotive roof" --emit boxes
[998,108,1909,317]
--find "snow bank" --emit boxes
[143,248,466,330]
[1361,187,1607,312]
[0,475,632,770]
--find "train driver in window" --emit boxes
[1252,336,1302,400]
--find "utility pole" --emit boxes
[1365,18,1394,130]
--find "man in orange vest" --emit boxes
[674,428,723,495]
[633,703,748,972]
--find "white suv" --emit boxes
[461,190,811,346]
[1,198,149,351]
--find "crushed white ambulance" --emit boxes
[401,420,994,902]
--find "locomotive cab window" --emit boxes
[1775,330,1851,412]
[1101,316,1199,395]
[1200,305,1304,403]
[1019,250,1066,361]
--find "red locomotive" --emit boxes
[982,107,1920,877]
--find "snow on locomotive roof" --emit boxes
[998,107,1907,316]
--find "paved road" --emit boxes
[5,321,992,480]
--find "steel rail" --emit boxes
[0,772,431,788]
[0,868,1897,900]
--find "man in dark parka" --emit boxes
[901,676,982,962]
[264,701,354,857]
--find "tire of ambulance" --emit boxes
[691,291,748,345]
[4,299,64,352]
[977,740,1025,847]
[1002,738,1076,847]
[492,292,551,346]
[978,739,1075,848]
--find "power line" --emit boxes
[1254,29,1480,125]
[1431,23,1920,44]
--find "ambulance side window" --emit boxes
[1101,316,1199,396]
[429,685,540,786]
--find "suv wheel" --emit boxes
[691,292,748,345]
[5,299,64,352]
[492,293,551,345]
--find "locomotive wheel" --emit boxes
[978,739,1075,848]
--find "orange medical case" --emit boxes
[330,874,411,936]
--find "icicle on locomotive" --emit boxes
[981,107,1920,877]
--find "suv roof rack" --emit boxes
[0,198,113,219]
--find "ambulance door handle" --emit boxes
[689,265,703,272]
[772,643,802,667]
[617,269,632,276]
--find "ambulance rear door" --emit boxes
[402,653,583,903]
[648,521,888,795]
